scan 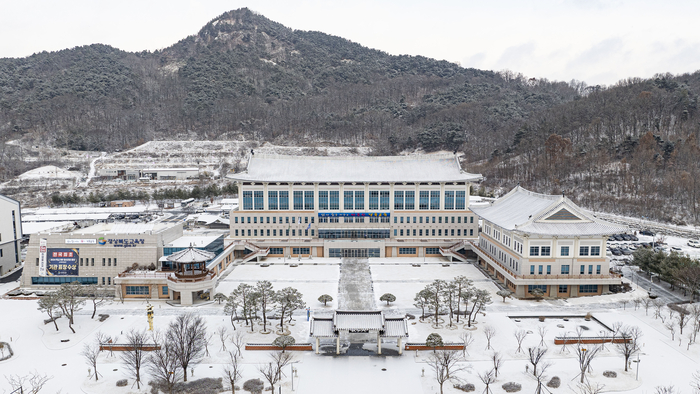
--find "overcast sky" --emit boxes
[2,0,699,86]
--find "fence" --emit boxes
[245,343,313,351]
[404,342,465,351]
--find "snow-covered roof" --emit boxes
[471,186,626,236]
[73,222,177,235]
[166,234,223,248]
[166,246,216,263]
[21,221,73,234]
[30,206,148,215]
[23,213,111,222]
[228,154,482,183]
[18,165,81,180]
[142,167,199,172]
[185,214,230,226]
[310,311,409,338]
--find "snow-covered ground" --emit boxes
[1,257,699,394]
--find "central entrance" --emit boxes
[329,248,381,258]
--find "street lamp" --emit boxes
[632,353,642,381]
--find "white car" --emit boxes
[688,239,700,248]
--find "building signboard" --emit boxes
[47,248,79,276]
[318,212,390,217]
[98,237,145,248]
[65,239,97,244]
[39,238,47,276]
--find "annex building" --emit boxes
[0,194,23,276]
[225,154,483,259]
[470,186,626,298]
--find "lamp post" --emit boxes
[291,361,299,391]
[632,353,641,381]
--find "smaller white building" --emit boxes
[471,186,626,298]
[0,194,22,276]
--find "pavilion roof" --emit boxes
[165,246,215,263]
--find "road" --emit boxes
[621,265,686,304]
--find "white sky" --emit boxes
[2,0,700,86]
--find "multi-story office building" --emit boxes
[0,194,22,276]
[226,154,483,259]
[470,186,625,298]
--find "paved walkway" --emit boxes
[337,258,376,310]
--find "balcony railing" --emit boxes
[167,271,216,283]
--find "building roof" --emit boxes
[166,234,223,248]
[73,222,178,235]
[166,246,216,263]
[471,186,627,236]
[227,154,482,183]
[310,311,408,338]
[21,221,73,234]
[142,168,199,172]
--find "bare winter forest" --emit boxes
[0,8,699,224]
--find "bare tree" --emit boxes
[453,276,473,323]
[230,331,246,358]
[655,386,679,394]
[691,370,700,394]
[204,332,213,357]
[466,289,492,327]
[616,326,643,372]
[427,350,467,394]
[513,329,527,353]
[258,351,293,394]
[574,345,601,383]
[633,297,642,311]
[576,381,606,394]
[678,308,691,335]
[148,331,182,394]
[273,335,296,353]
[120,329,149,389]
[483,325,496,350]
[414,289,433,322]
[490,351,503,378]
[83,284,108,319]
[665,320,677,340]
[218,326,229,352]
[620,299,629,310]
[56,282,85,333]
[642,298,653,315]
[167,313,208,382]
[37,292,61,331]
[538,326,548,347]
[528,347,548,376]
[653,299,665,321]
[223,351,243,394]
[478,369,496,394]
[81,341,101,381]
[5,371,52,394]
[534,361,552,394]
[460,332,474,357]
[427,280,447,327]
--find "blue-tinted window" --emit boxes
[254,191,263,210]
[394,191,404,210]
[279,191,289,210]
[444,191,455,210]
[419,191,429,210]
[344,191,354,210]
[369,191,379,210]
[304,191,314,210]
[354,191,364,210]
[268,191,278,210]
[455,191,466,210]
[319,191,328,210]
[329,191,339,210]
[430,191,440,210]
[405,191,415,210]
[293,191,304,210]
[561,265,570,274]
[380,191,389,210]
[243,191,253,210]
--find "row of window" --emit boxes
[394,228,474,237]
[318,229,391,239]
[328,248,381,258]
[35,257,117,267]
[235,229,316,237]
[242,189,469,211]
[529,264,601,275]
[527,285,598,294]
[395,215,474,224]
[529,246,600,257]
[235,216,315,224]
[398,248,417,255]
[126,285,149,295]
[31,276,98,285]
[292,248,310,255]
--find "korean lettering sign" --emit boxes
[47,248,79,276]
[104,238,145,248]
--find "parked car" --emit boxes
[614,234,625,241]
[688,239,700,248]
[671,246,682,252]
[621,248,634,255]
[611,248,622,256]
[639,229,655,236]
[630,235,639,241]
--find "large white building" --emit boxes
[0,194,22,276]
[226,154,483,260]
[470,186,626,298]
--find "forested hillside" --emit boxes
[0,8,699,225]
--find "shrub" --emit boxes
[603,371,617,378]
[116,379,128,387]
[244,378,265,394]
[454,383,476,392]
[547,376,561,388]
[502,382,522,392]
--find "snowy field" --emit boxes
[1,259,699,394]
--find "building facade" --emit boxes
[21,223,183,289]
[0,194,22,276]
[470,186,626,298]
[226,154,482,259]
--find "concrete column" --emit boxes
[339,183,344,212]
[439,182,445,210]
[263,183,269,211]
[465,182,471,209]
[398,337,403,355]
[315,338,320,354]
[181,291,193,306]
[389,183,395,212]
[364,183,369,212]
[336,337,340,355]
[377,333,382,355]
